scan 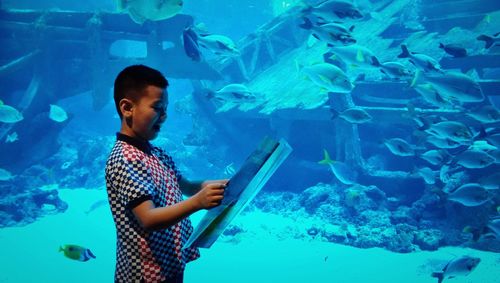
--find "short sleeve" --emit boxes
[110,157,156,209]
[154,147,183,182]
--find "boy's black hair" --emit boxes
[114,64,169,119]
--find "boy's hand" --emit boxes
[193,182,226,209]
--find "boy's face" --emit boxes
[121,85,168,141]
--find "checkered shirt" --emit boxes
[105,134,200,282]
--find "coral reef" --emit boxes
[0,185,67,227]
[247,182,500,253]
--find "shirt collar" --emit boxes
[116,132,153,154]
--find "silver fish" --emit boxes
[302,0,363,24]
[425,121,473,144]
[398,44,441,73]
[485,133,500,147]
[372,58,413,80]
[417,167,436,185]
[466,105,500,123]
[196,33,240,57]
[431,255,480,283]
[487,218,500,238]
[455,149,495,169]
[300,18,356,47]
[325,44,378,69]
[448,183,491,207]
[426,135,461,149]
[420,149,449,166]
[301,62,354,93]
[384,138,415,156]
[332,107,372,124]
[412,71,484,103]
[478,172,500,190]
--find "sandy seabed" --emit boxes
[0,188,498,283]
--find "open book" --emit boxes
[184,137,292,249]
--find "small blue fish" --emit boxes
[0,168,14,181]
[5,132,18,143]
[59,244,96,262]
[49,104,68,122]
[84,199,109,215]
[223,162,236,177]
[439,43,467,58]
[0,101,23,123]
[319,149,357,185]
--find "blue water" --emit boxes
[1,0,500,282]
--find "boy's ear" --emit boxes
[119,98,134,118]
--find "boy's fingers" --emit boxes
[209,188,225,195]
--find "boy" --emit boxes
[105,65,227,283]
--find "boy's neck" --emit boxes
[116,131,153,154]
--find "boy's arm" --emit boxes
[132,181,226,231]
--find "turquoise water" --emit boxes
[1,0,500,282]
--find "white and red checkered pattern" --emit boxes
[106,138,200,282]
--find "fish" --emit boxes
[323,44,378,70]
[465,105,500,124]
[413,83,454,108]
[84,200,109,215]
[417,167,436,185]
[411,70,484,103]
[439,43,467,57]
[196,33,240,57]
[331,107,372,124]
[478,172,500,190]
[300,62,354,93]
[384,138,415,156]
[59,244,96,262]
[300,17,356,47]
[420,149,449,166]
[431,255,480,283]
[0,101,23,123]
[5,132,18,143]
[489,149,500,163]
[487,218,500,238]
[371,57,413,80]
[0,168,14,181]
[477,32,500,49]
[223,162,236,176]
[182,27,201,62]
[319,149,357,185]
[49,104,68,122]
[424,121,473,144]
[467,140,497,152]
[398,44,441,73]
[485,133,500,147]
[301,0,364,24]
[117,0,183,24]
[415,85,454,108]
[207,84,257,112]
[447,183,491,206]
[209,84,257,103]
[425,135,461,149]
[454,149,495,169]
